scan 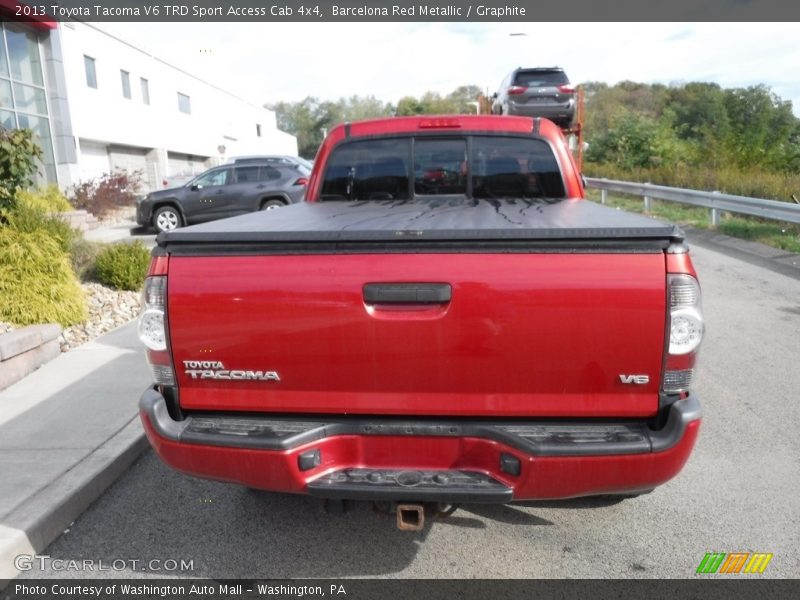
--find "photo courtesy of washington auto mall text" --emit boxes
[11,582,348,598]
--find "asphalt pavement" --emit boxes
[10,230,799,580]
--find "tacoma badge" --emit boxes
[183,360,280,381]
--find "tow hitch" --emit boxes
[377,501,459,531]
[322,499,460,530]
[396,504,425,531]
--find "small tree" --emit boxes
[68,169,144,219]
[0,128,43,210]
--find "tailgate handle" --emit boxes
[363,283,451,304]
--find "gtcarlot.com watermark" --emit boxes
[14,554,195,572]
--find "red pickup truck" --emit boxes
[138,116,703,524]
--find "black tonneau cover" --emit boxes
[157,198,683,254]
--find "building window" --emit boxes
[13,82,47,114]
[1,23,56,184]
[140,77,149,105]
[6,23,43,86]
[256,124,262,137]
[120,70,131,99]
[177,92,191,114]
[84,55,97,88]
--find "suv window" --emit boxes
[514,71,569,87]
[232,165,287,183]
[320,136,565,200]
[234,166,260,183]
[514,70,569,87]
[194,168,230,187]
[261,166,283,180]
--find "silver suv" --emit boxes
[491,67,575,127]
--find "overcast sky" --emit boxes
[108,22,800,115]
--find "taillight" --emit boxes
[557,84,575,94]
[293,177,309,186]
[138,270,175,386]
[507,86,526,95]
[419,118,462,128]
[663,274,704,393]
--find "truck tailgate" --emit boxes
[167,252,666,418]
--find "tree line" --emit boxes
[583,81,800,174]
[267,85,483,158]
[268,81,800,191]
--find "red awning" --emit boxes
[0,1,58,29]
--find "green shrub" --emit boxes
[0,228,87,327]
[0,128,42,210]
[16,185,73,212]
[94,240,150,290]
[2,202,79,253]
[69,237,103,281]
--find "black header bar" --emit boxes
[3,579,800,600]
[4,0,800,23]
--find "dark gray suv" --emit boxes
[491,67,576,127]
[137,162,309,233]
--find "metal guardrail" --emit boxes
[584,178,800,226]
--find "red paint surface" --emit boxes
[168,253,666,417]
[148,256,169,276]
[142,414,700,500]
[666,253,697,277]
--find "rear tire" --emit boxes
[260,199,285,211]
[153,206,182,233]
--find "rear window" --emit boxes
[471,137,565,199]
[321,139,411,201]
[514,70,569,87]
[414,139,467,195]
[320,136,565,200]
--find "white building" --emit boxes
[0,17,297,191]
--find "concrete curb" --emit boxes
[0,417,147,582]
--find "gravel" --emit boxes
[1,282,141,353]
[59,283,142,351]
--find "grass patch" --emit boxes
[718,218,800,254]
[584,163,800,203]
[585,189,800,254]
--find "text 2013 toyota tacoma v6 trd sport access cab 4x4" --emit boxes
[138,115,703,526]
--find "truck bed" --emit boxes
[157,198,683,252]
